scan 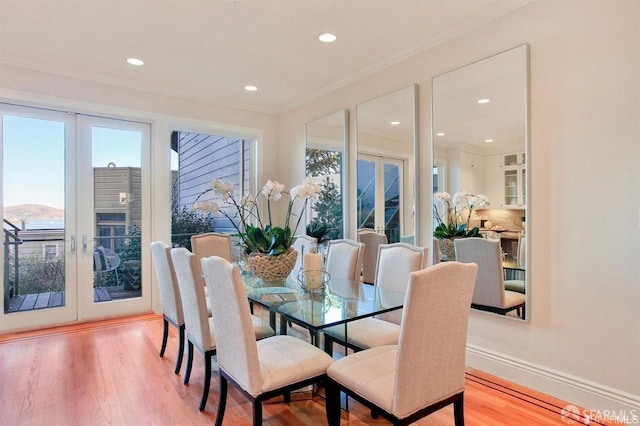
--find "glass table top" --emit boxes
[243,274,406,331]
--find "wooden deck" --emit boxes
[7,286,142,313]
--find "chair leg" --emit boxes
[215,375,228,426]
[323,335,334,355]
[454,393,465,426]
[325,380,341,426]
[252,400,263,425]
[174,325,185,374]
[199,353,212,411]
[159,318,169,357]
[184,341,194,385]
[283,391,291,403]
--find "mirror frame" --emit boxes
[430,44,530,321]
[352,84,420,245]
[305,109,350,239]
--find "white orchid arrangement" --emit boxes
[433,191,489,239]
[194,177,321,256]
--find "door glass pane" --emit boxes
[357,158,376,229]
[92,127,142,300]
[3,115,66,313]
[384,162,400,243]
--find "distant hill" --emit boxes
[3,204,64,224]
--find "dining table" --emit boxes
[242,273,407,351]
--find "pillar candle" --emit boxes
[303,252,323,289]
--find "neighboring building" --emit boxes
[94,166,142,251]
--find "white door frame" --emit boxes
[76,115,152,321]
[0,104,78,331]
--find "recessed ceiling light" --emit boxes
[126,58,144,66]
[390,121,400,126]
[436,132,445,136]
[477,98,490,104]
[244,85,258,92]
[318,33,337,43]
[485,139,494,143]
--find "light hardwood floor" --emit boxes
[0,313,604,425]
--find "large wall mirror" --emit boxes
[305,110,348,242]
[432,44,529,321]
[355,85,418,245]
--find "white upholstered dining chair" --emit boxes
[323,242,428,354]
[325,239,364,283]
[201,255,334,425]
[170,247,274,411]
[454,238,526,319]
[325,261,478,425]
[191,232,233,263]
[150,241,185,374]
[357,229,388,284]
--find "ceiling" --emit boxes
[0,0,531,114]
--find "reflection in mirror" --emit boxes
[432,44,528,321]
[356,85,418,245]
[305,110,348,242]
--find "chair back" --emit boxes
[191,232,233,264]
[291,235,317,273]
[170,247,213,350]
[326,239,364,283]
[201,256,263,396]
[517,233,527,268]
[375,243,428,324]
[454,238,505,308]
[151,241,184,325]
[393,262,478,418]
[433,238,441,264]
[357,230,387,284]
[93,246,120,271]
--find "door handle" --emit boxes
[82,234,88,253]
[70,235,76,254]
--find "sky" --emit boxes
[3,115,141,210]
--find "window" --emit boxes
[96,213,126,251]
[171,131,251,247]
[42,243,59,262]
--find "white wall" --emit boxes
[278,0,640,411]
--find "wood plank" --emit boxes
[94,288,111,302]
[33,292,50,309]
[8,295,25,312]
[18,294,38,311]
[48,291,64,307]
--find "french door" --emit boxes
[76,115,151,321]
[1,104,151,332]
[356,154,404,243]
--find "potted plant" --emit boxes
[194,177,321,281]
[433,191,489,260]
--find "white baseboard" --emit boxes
[466,344,640,412]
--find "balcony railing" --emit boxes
[3,219,23,308]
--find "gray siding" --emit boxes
[176,132,250,232]
[94,167,142,228]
